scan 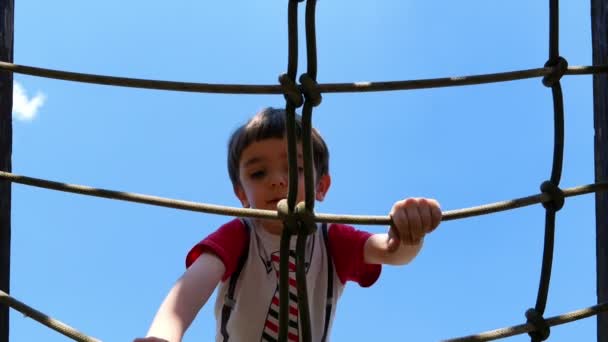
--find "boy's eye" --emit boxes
[250,170,266,179]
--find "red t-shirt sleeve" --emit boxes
[185,218,248,282]
[328,223,381,287]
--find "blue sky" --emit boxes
[8,1,601,341]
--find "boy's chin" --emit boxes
[255,218,284,235]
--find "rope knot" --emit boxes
[542,56,568,87]
[277,199,299,234]
[299,73,322,106]
[279,74,304,108]
[540,180,564,211]
[295,201,317,234]
[525,308,550,341]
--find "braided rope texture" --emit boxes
[0,291,100,342]
[1,0,607,341]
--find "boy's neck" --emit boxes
[254,218,284,235]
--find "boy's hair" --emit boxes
[228,107,330,187]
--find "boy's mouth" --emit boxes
[267,198,285,207]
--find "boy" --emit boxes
[134,107,442,342]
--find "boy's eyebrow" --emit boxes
[242,153,303,168]
[242,157,263,168]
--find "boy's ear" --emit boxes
[234,184,249,207]
[315,174,331,201]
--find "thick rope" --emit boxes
[301,0,320,211]
[525,1,566,340]
[0,61,606,94]
[1,170,607,225]
[295,226,312,342]
[291,2,322,340]
[443,301,608,342]
[279,1,303,340]
[278,222,292,342]
[0,290,100,342]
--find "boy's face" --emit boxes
[234,137,331,234]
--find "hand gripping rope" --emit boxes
[1,0,608,341]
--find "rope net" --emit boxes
[1,0,607,341]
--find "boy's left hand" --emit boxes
[387,197,442,252]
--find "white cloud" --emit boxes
[12,81,46,121]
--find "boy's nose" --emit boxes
[270,173,288,187]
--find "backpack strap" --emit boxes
[321,222,333,342]
[220,219,250,342]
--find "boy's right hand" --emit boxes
[133,338,169,342]
[387,197,442,251]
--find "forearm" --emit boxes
[146,283,198,341]
[146,253,224,341]
[146,293,186,342]
[364,233,423,265]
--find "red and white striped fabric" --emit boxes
[261,250,299,342]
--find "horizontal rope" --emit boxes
[443,301,608,342]
[0,290,100,342]
[1,61,606,94]
[0,170,277,219]
[1,171,607,225]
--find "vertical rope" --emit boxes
[527,0,567,340]
[534,85,565,315]
[304,0,318,80]
[295,226,312,342]
[302,0,319,210]
[549,84,565,186]
[548,0,559,63]
[294,1,322,341]
[284,0,301,211]
[278,224,292,342]
[279,1,303,341]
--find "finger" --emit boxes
[405,200,423,244]
[428,199,442,232]
[387,223,401,253]
[418,198,433,234]
[401,206,417,245]
[392,204,412,245]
